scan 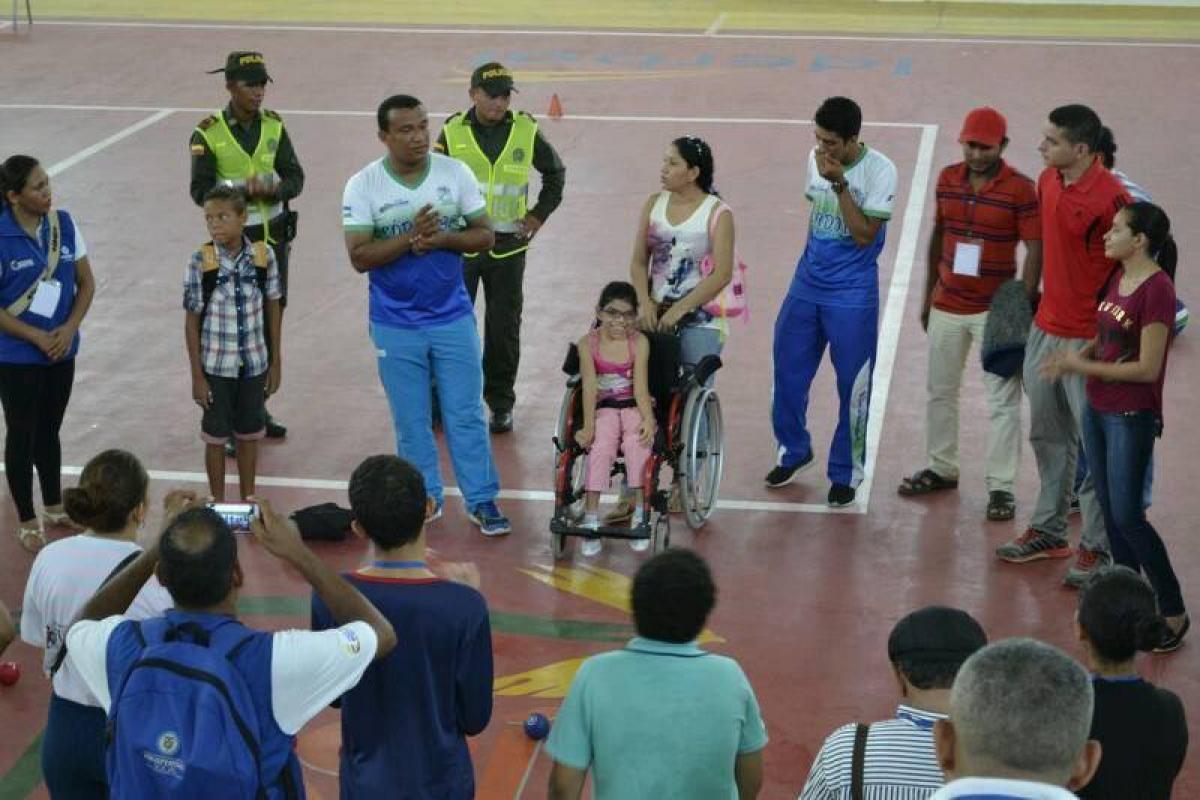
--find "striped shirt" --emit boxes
[183,236,281,378]
[798,705,946,800]
[931,161,1039,315]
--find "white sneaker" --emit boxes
[628,509,650,551]
[581,537,603,557]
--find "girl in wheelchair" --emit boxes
[573,281,656,555]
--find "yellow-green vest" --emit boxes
[196,110,284,228]
[443,112,537,236]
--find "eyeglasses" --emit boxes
[599,307,637,321]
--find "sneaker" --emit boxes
[265,414,287,439]
[580,513,600,531]
[827,483,855,507]
[468,501,511,537]
[489,411,514,434]
[765,453,814,488]
[224,440,237,458]
[1062,546,1112,588]
[628,509,650,552]
[426,498,444,523]
[1068,495,1081,516]
[581,537,603,557]
[1154,615,1190,653]
[996,528,1072,563]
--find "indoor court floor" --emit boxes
[1,3,1199,797]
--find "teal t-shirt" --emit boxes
[546,638,768,799]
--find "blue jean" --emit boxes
[679,324,724,386]
[42,692,108,798]
[772,296,876,487]
[1081,406,1185,616]
[1075,440,1154,509]
[371,316,500,507]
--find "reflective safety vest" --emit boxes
[196,110,285,229]
[442,112,537,239]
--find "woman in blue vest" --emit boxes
[0,155,95,553]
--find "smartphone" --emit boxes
[208,502,259,532]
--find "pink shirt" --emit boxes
[589,330,636,403]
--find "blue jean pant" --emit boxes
[371,316,500,507]
[1081,406,1185,617]
[772,296,876,487]
[1075,439,1154,509]
[42,692,108,798]
[679,324,724,384]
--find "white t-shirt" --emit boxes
[20,534,173,706]
[66,616,378,735]
[342,154,486,329]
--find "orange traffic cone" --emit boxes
[548,93,564,119]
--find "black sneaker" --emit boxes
[828,483,856,507]
[224,440,237,458]
[1155,615,1190,653]
[490,411,514,434]
[265,414,287,439]
[764,454,814,488]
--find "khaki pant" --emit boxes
[925,308,1022,492]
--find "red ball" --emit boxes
[0,662,19,687]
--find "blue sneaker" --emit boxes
[469,501,511,537]
[427,498,443,523]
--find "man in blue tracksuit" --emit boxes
[767,97,898,507]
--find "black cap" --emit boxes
[208,51,272,83]
[887,606,987,665]
[470,62,517,95]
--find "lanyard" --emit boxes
[372,560,427,569]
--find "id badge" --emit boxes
[28,279,62,318]
[952,240,982,277]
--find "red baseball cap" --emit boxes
[958,107,1007,147]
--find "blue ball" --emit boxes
[523,712,551,740]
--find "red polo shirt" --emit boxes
[932,161,1040,315]
[1036,159,1131,339]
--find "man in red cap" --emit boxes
[898,107,1040,522]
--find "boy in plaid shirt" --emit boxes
[184,185,282,500]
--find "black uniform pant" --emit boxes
[464,248,527,415]
[0,359,74,521]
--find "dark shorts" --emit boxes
[201,371,267,444]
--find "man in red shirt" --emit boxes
[899,108,1040,522]
[996,104,1132,586]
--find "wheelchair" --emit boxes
[549,331,724,558]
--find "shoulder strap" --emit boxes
[249,240,269,269]
[705,198,729,238]
[49,550,142,677]
[850,722,870,800]
[5,211,63,317]
[200,243,220,273]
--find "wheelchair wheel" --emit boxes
[651,512,671,553]
[679,387,724,530]
[553,383,587,523]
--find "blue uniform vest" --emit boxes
[0,208,81,364]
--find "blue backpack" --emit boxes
[106,618,277,799]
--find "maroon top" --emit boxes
[1087,269,1176,419]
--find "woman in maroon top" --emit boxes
[1041,202,1187,651]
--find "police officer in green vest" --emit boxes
[190,51,303,446]
[435,63,566,433]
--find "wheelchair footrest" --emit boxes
[550,517,653,540]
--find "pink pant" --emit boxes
[586,406,651,491]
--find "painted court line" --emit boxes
[44,109,174,176]
[855,123,939,509]
[705,12,729,36]
[0,103,928,129]
[31,19,1200,48]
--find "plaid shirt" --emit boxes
[183,236,281,378]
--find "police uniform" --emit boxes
[435,63,565,432]
[189,52,304,309]
[190,51,303,441]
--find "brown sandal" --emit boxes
[897,469,958,497]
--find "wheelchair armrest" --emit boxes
[690,355,723,388]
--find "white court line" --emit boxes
[854,123,939,511]
[705,12,729,36]
[30,18,1200,47]
[0,103,927,129]
[44,109,175,176]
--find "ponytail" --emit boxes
[1123,201,1177,282]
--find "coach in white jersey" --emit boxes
[767,97,898,507]
[799,606,987,800]
[343,95,510,536]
